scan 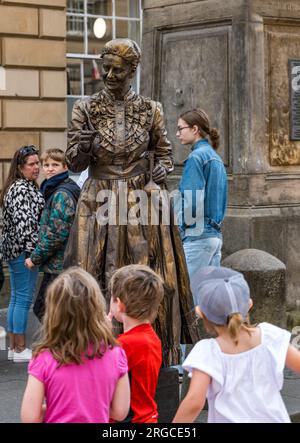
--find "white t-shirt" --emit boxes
[183,322,291,423]
[77,168,89,189]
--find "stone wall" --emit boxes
[141,0,300,306]
[0,0,67,189]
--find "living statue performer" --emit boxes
[64,38,200,366]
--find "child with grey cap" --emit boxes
[173,266,300,423]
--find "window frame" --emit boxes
[66,0,143,99]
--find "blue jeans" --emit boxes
[183,236,222,285]
[7,253,39,334]
[179,237,222,363]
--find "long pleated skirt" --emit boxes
[64,174,200,366]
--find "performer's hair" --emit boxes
[100,38,141,72]
[109,264,164,322]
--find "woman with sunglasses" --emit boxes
[0,146,44,362]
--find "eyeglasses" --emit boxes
[18,145,39,163]
[177,126,191,133]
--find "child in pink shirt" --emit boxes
[21,267,130,423]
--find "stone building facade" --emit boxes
[0,0,142,188]
[0,0,67,190]
[1,0,300,307]
[0,0,142,308]
[141,0,300,306]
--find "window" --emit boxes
[66,0,142,121]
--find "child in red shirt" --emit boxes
[109,264,164,423]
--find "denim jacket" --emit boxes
[178,139,227,241]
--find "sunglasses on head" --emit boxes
[18,145,39,163]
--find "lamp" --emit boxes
[93,18,106,39]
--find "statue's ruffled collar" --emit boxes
[88,87,155,153]
[99,87,136,104]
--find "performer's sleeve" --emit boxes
[65,99,93,173]
[150,102,174,174]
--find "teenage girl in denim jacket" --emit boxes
[176,109,227,299]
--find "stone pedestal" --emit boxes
[141,0,300,307]
[222,248,287,327]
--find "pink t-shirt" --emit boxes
[28,345,128,423]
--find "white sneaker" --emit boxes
[13,348,32,363]
[8,348,14,360]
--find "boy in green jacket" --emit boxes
[25,148,80,321]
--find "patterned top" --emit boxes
[66,88,174,176]
[0,179,44,261]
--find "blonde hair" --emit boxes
[202,312,254,346]
[40,148,66,166]
[227,313,253,345]
[33,267,118,365]
[109,264,164,323]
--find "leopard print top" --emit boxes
[1,179,44,261]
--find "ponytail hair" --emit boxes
[227,313,252,346]
[179,108,220,150]
[200,311,255,346]
[208,127,220,151]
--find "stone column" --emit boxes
[222,249,287,327]
[0,0,67,189]
[141,0,300,307]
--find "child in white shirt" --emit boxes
[173,266,300,423]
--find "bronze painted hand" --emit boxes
[79,106,99,153]
[79,129,98,153]
[152,164,167,183]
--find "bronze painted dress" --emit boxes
[64,88,200,366]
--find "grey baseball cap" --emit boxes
[190,266,250,325]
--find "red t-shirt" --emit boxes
[118,323,162,423]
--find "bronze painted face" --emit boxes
[102,54,134,97]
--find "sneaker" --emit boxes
[8,348,14,361]
[13,348,32,363]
